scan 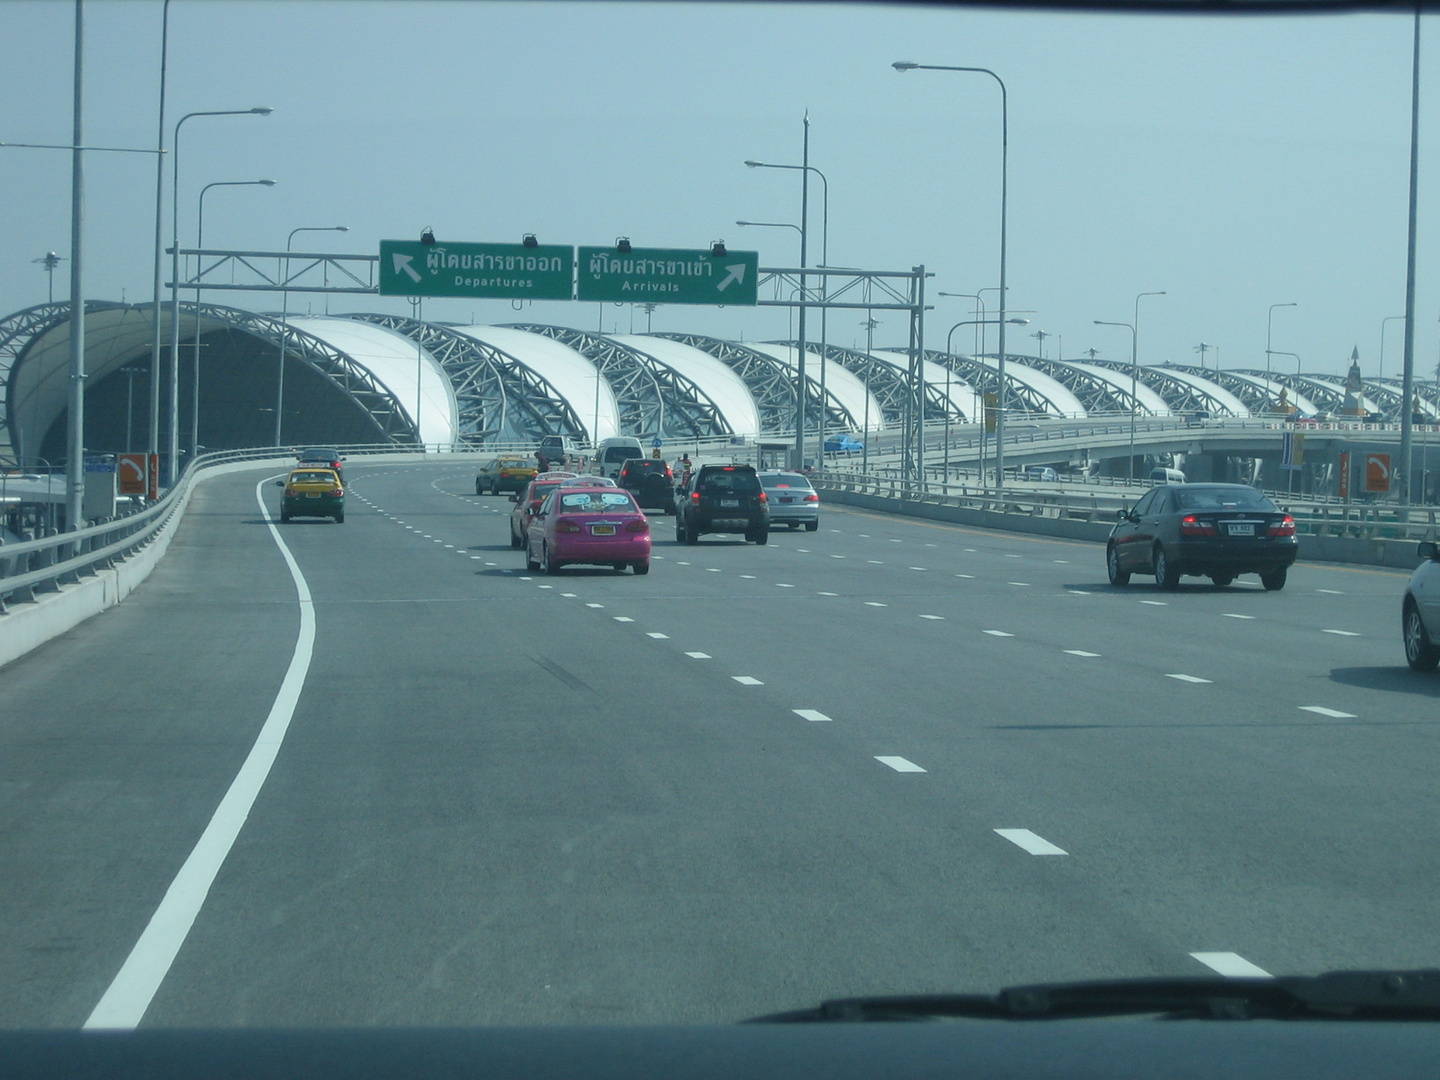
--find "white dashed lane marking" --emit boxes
[1166,673,1212,684]
[1222,614,1254,620]
[1140,600,1167,606]
[585,603,604,609]
[614,617,634,623]
[864,602,888,608]
[793,709,833,723]
[983,630,1014,638]
[732,676,763,686]
[685,652,711,659]
[1300,706,1357,719]
[1190,952,1272,978]
[994,829,1068,856]
[919,615,944,620]
[647,632,668,639]
[1322,629,1360,637]
[875,756,926,773]
[1064,650,1100,657]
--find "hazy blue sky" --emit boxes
[2,1,1436,376]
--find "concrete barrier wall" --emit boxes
[819,486,1424,574]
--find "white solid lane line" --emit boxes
[994,829,1068,856]
[86,475,318,1030]
[732,676,764,686]
[1190,952,1273,978]
[1166,673,1212,684]
[1064,650,1100,657]
[1300,706,1357,718]
[876,756,927,773]
[794,709,833,723]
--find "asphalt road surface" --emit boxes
[2,460,1435,1029]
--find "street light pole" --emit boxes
[1381,314,1406,383]
[893,62,1008,493]
[148,0,171,465]
[746,157,829,464]
[276,225,348,446]
[120,364,142,450]
[194,179,274,454]
[947,316,1029,485]
[168,105,272,483]
[1266,301,1296,386]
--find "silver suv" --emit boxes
[1402,541,1440,670]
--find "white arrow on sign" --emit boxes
[717,263,746,292]
[392,252,422,283]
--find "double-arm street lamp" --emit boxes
[277,225,350,446]
[167,106,272,482]
[946,316,1030,485]
[894,61,1010,491]
[193,179,275,454]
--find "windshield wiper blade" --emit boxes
[748,970,1440,1022]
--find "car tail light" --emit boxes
[1268,515,1296,537]
[625,519,649,534]
[664,467,673,478]
[1179,514,1216,537]
[556,520,582,533]
[804,493,819,502]
[333,488,344,496]
[691,491,700,504]
[758,492,768,503]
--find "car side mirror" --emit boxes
[1419,540,1439,561]
[1115,507,1128,522]
[274,479,285,487]
[509,493,519,503]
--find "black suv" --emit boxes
[675,464,768,544]
[618,458,674,514]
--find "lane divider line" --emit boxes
[85,474,318,1030]
[793,709,833,723]
[876,756,926,773]
[1190,952,1272,978]
[994,828,1068,856]
[1300,705,1357,718]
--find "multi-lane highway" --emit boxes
[2,459,1436,1029]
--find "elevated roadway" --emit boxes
[1,460,1436,1028]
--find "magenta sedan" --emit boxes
[525,487,651,575]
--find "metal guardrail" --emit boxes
[814,471,1440,542]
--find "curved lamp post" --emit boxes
[894,61,1008,491]
[276,225,349,446]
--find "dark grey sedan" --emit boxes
[1107,483,1298,590]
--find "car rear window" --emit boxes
[1174,488,1275,511]
[290,471,336,484]
[700,470,760,493]
[603,447,639,462]
[559,491,637,511]
[761,473,811,489]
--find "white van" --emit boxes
[1150,467,1186,485]
[593,437,646,479]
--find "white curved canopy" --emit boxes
[747,343,885,431]
[867,351,979,422]
[1064,361,1172,416]
[611,334,761,438]
[290,317,457,444]
[1154,368,1252,417]
[449,324,620,443]
[953,355,1088,418]
[1223,372,1316,416]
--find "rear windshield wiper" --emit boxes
[748,970,1440,1022]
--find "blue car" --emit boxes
[824,434,864,456]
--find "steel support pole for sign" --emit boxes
[147,0,170,464]
[1400,7,1421,504]
[795,115,809,471]
[66,0,86,533]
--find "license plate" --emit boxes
[306,492,322,498]
[1227,522,1254,536]
[591,524,616,535]
[719,499,739,507]
[779,497,794,503]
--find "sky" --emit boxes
[2,0,1438,378]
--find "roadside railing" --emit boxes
[813,471,1440,542]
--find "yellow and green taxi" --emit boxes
[277,467,345,523]
[475,455,538,496]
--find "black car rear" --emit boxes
[676,463,769,544]
[1108,483,1298,590]
[618,458,674,513]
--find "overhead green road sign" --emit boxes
[379,240,574,300]
[577,246,758,306]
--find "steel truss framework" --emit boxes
[1087,360,1243,416]
[803,342,935,425]
[0,302,115,462]
[927,353,1060,418]
[1010,354,1143,415]
[502,325,731,440]
[652,333,848,434]
[343,315,583,443]
[171,247,380,296]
